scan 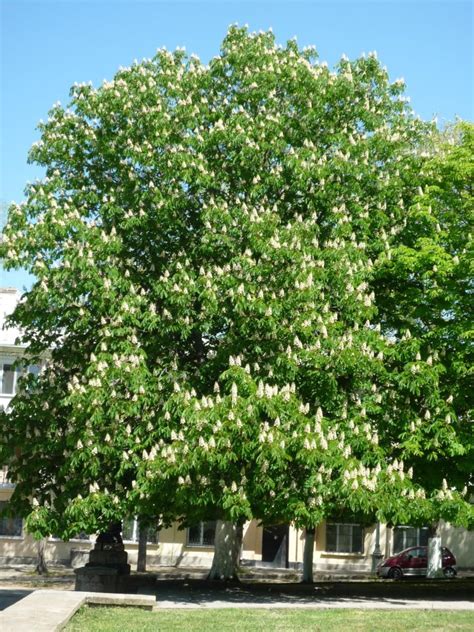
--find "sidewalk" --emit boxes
[150,582,474,610]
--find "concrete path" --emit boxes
[0,590,155,632]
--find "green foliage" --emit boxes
[372,121,474,502]
[0,27,472,538]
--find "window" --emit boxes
[0,501,23,537]
[71,532,91,541]
[326,523,364,554]
[0,360,42,396]
[393,526,429,553]
[28,365,41,377]
[122,518,159,544]
[187,521,216,547]
[49,531,91,542]
[15,365,42,396]
[408,547,427,558]
[0,466,12,486]
[1,364,15,394]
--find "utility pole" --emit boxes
[371,522,383,574]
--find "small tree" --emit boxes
[35,538,49,575]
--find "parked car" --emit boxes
[376,545,457,579]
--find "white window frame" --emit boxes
[187,521,216,548]
[0,358,43,399]
[325,522,364,554]
[392,525,429,554]
[0,501,23,538]
[0,360,18,395]
[0,466,14,488]
[122,517,159,544]
[48,532,92,543]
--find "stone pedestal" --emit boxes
[70,548,93,569]
[88,547,130,572]
[75,565,127,592]
[75,542,131,592]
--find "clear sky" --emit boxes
[1,0,473,290]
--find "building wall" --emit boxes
[0,288,25,413]
[137,520,265,568]
[2,492,473,570]
[0,288,22,345]
[438,522,474,568]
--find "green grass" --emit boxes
[64,606,474,632]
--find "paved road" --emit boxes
[147,581,474,610]
[0,589,32,611]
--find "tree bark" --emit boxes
[426,522,443,579]
[137,522,148,572]
[208,520,243,581]
[302,527,315,583]
[35,537,48,575]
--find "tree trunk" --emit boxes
[426,522,443,579]
[208,520,243,581]
[35,538,48,575]
[137,522,148,572]
[302,527,315,583]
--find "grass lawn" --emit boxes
[64,606,474,631]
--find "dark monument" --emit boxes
[75,521,131,592]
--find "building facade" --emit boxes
[1,288,473,570]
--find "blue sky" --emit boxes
[1,0,473,290]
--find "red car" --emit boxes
[376,545,457,579]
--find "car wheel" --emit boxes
[443,567,457,579]
[388,567,403,580]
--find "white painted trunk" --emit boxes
[208,520,243,581]
[302,527,315,583]
[427,535,443,578]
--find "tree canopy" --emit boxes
[372,121,474,518]
[0,27,472,542]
